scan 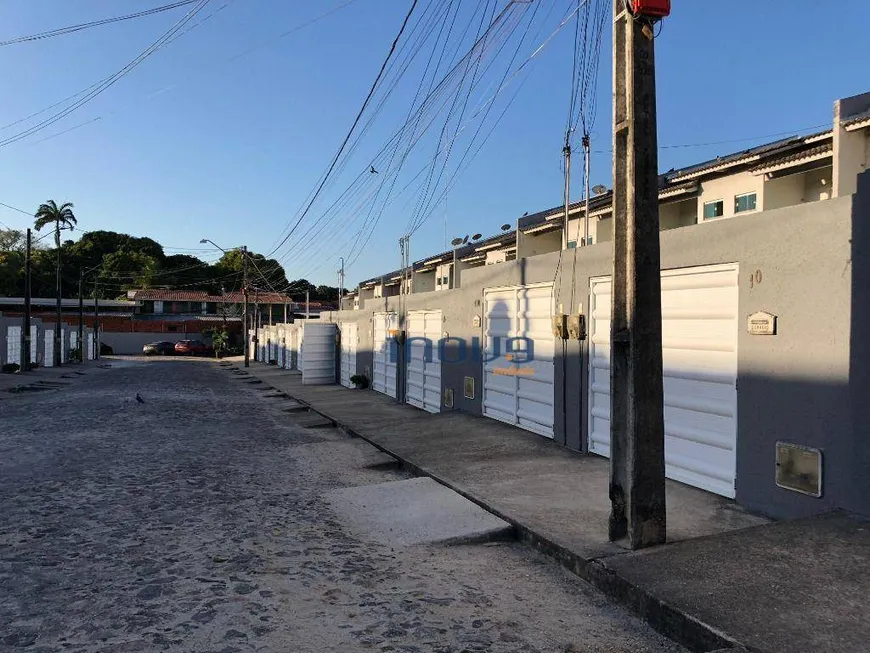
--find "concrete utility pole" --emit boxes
[562,136,572,248]
[78,270,84,362]
[338,257,345,310]
[243,245,250,368]
[608,1,667,549]
[582,134,591,246]
[23,229,32,370]
[305,289,310,320]
[93,280,100,361]
[54,222,62,367]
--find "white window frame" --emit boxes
[703,199,725,221]
[734,192,757,214]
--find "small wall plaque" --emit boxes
[472,315,481,328]
[748,311,777,336]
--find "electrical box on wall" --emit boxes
[552,314,568,339]
[567,314,586,340]
[776,442,823,497]
[443,388,454,409]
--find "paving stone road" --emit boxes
[0,359,686,653]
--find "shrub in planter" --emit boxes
[349,374,369,389]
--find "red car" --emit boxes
[174,340,212,356]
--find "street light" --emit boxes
[200,238,249,368]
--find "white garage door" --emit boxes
[300,322,336,385]
[482,284,555,438]
[277,327,286,368]
[6,326,21,366]
[284,327,297,370]
[406,310,442,413]
[340,322,358,388]
[373,312,398,398]
[588,263,739,498]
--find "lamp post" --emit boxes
[201,239,248,368]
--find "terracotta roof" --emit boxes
[132,289,294,304]
[133,290,213,301]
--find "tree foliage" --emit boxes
[0,227,341,301]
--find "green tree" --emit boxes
[100,250,159,290]
[0,228,25,253]
[34,200,77,366]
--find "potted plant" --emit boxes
[349,374,369,389]
[210,329,230,359]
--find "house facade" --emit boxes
[318,90,870,522]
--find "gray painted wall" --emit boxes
[325,185,868,520]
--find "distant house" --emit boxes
[129,289,297,325]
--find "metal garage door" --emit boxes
[373,312,398,398]
[277,326,286,368]
[406,310,442,413]
[300,322,336,385]
[340,322,358,389]
[587,263,739,498]
[6,326,21,366]
[482,284,555,438]
[284,326,296,369]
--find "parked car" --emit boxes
[174,339,212,356]
[143,341,176,356]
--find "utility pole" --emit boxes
[23,229,32,370]
[582,134,591,246]
[305,289,310,319]
[78,270,84,362]
[608,1,667,549]
[242,245,249,368]
[338,256,345,310]
[562,135,572,249]
[93,280,100,361]
[54,222,62,367]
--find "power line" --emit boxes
[0,0,202,47]
[265,0,421,258]
[0,0,213,149]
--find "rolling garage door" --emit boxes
[482,284,555,438]
[372,312,398,398]
[587,263,739,498]
[406,310,442,413]
[340,322,358,389]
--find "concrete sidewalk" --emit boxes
[228,360,869,653]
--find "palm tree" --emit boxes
[34,200,77,367]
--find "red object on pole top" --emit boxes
[631,0,670,18]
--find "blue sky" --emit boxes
[0,0,866,288]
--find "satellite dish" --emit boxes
[501,224,511,231]
[451,237,464,246]
[592,184,608,195]
[462,235,469,244]
[472,233,482,241]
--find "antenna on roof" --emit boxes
[472,233,482,241]
[462,235,469,244]
[592,185,608,195]
[500,224,511,231]
[450,237,464,246]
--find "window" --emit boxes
[583,236,594,246]
[567,240,577,249]
[703,200,724,220]
[735,192,757,214]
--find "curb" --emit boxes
[233,365,749,653]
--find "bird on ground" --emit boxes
[135,393,145,404]
[370,165,379,174]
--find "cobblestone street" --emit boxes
[0,360,685,653]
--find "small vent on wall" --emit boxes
[443,388,454,408]
[776,442,823,497]
[464,376,475,400]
